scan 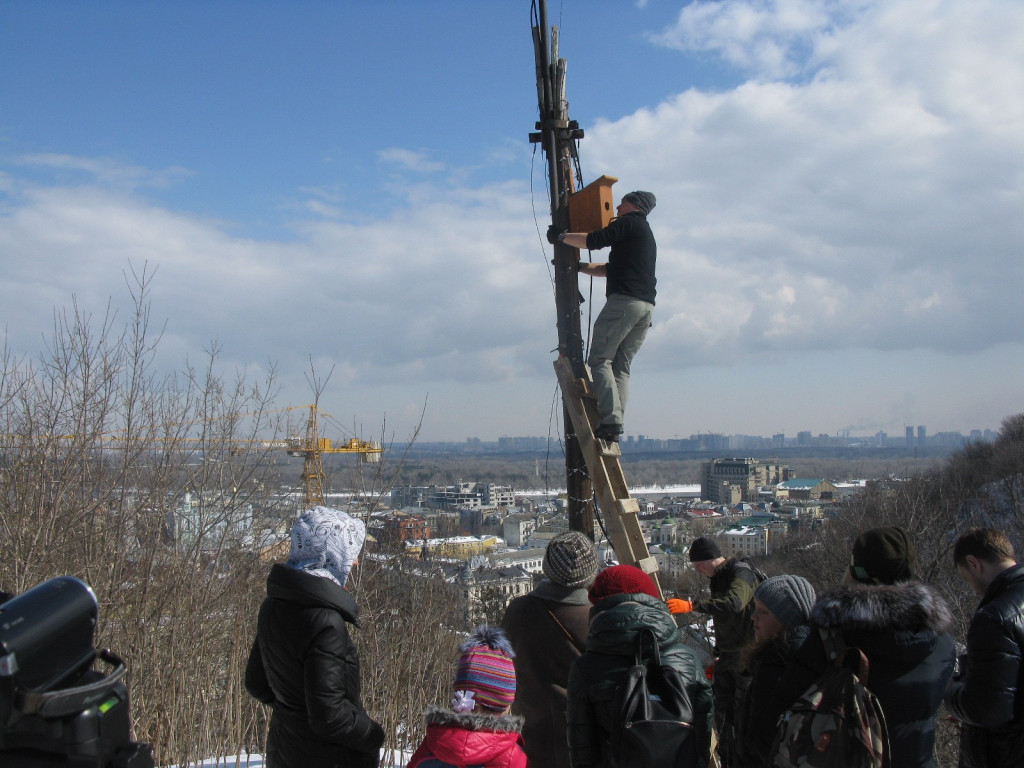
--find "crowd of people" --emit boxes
[244,508,1024,768]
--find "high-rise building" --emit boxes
[700,458,794,503]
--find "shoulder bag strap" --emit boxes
[545,605,587,655]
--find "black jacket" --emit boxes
[245,564,384,768]
[945,563,1024,768]
[567,593,713,768]
[734,624,813,768]
[585,211,656,304]
[777,581,955,768]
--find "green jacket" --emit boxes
[695,558,759,660]
[567,593,714,768]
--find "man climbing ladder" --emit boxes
[548,190,658,442]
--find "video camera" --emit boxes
[0,577,153,767]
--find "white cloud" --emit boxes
[582,0,1024,373]
[377,148,445,173]
[14,153,191,189]
[0,169,557,439]
[3,0,1023,439]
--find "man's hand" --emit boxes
[667,598,694,615]
[546,225,566,245]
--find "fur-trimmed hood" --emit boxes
[811,580,953,634]
[410,706,527,768]
[423,706,524,733]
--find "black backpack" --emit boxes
[611,628,697,768]
[771,629,890,768]
[739,557,769,584]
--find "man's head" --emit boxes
[619,190,656,216]
[689,536,725,577]
[542,530,600,588]
[953,527,1017,595]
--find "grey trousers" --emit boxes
[587,293,654,429]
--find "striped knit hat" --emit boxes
[453,626,517,712]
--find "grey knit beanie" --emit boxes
[622,190,656,215]
[543,531,599,588]
[754,575,816,629]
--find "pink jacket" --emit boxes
[408,707,528,768]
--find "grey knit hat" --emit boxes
[754,575,816,629]
[622,190,656,215]
[543,531,599,588]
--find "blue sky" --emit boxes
[3,0,1023,444]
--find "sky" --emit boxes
[2,0,1023,444]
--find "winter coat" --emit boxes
[406,707,527,768]
[776,581,955,768]
[567,592,714,768]
[945,562,1024,768]
[245,563,384,768]
[733,623,813,768]
[695,558,759,664]
[501,580,590,768]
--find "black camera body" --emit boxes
[0,577,153,767]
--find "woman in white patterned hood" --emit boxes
[287,505,366,587]
[246,506,384,767]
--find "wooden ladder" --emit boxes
[554,356,663,597]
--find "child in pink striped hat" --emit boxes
[407,626,527,768]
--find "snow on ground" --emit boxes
[181,749,411,768]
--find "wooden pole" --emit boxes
[530,1,595,538]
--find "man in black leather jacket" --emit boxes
[945,527,1024,768]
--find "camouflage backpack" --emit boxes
[772,629,890,768]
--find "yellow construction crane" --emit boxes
[258,404,382,508]
[17,403,382,511]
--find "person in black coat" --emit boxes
[245,506,384,768]
[733,575,816,768]
[944,527,1024,767]
[567,564,714,768]
[774,527,955,768]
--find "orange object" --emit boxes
[666,598,694,615]
[568,175,618,232]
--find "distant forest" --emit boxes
[352,448,954,492]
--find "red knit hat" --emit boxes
[588,564,660,604]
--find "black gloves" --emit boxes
[546,225,566,245]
